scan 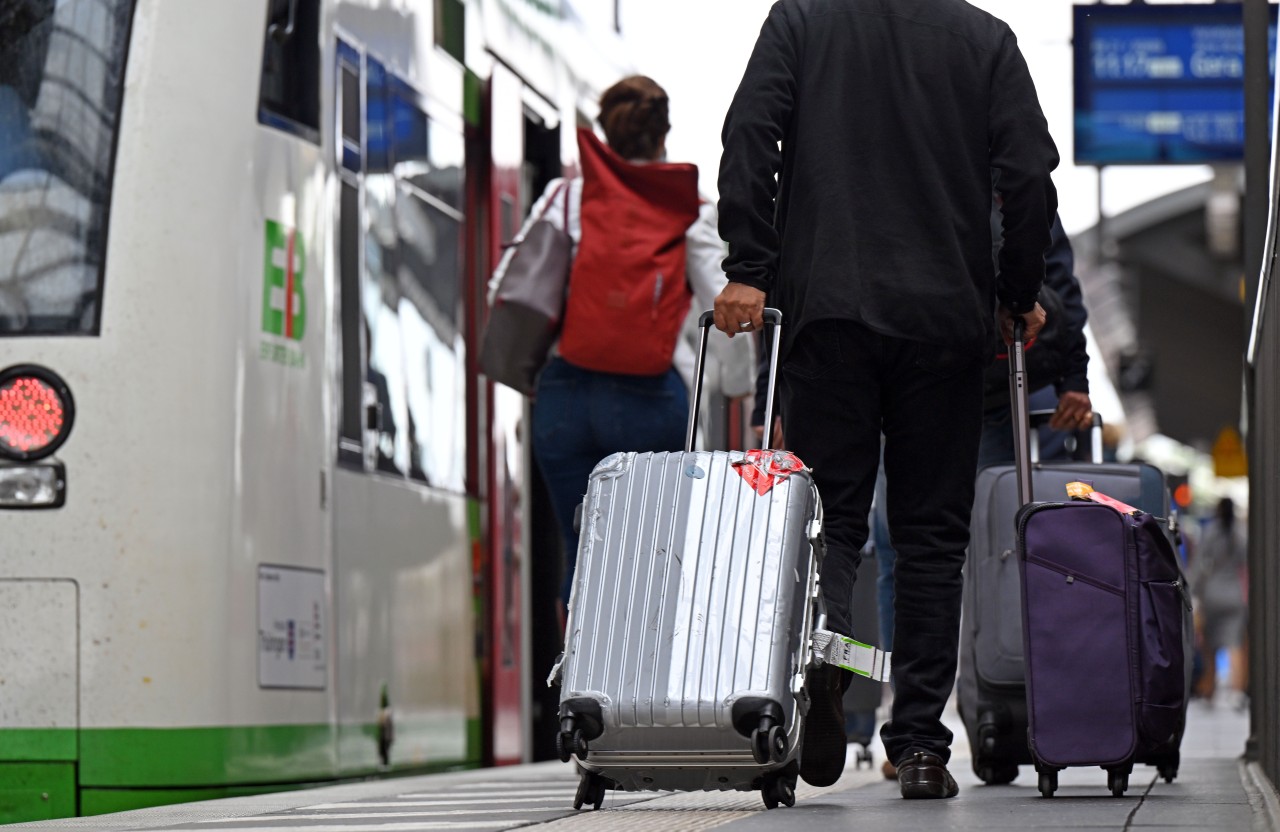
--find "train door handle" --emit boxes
[268,0,300,43]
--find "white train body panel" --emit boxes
[0,0,633,819]
[0,0,479,789]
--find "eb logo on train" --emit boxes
[261,219,307,368]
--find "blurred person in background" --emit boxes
[506,75,752,617]
[1188,497,1249,708]
[978,207,1093,467]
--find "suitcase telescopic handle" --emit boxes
[1026,409,1105,465]
[1008,321,1106,498]
[688,308,782,453]
[1010,319,1034,506]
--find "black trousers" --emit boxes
[780,319,984,765]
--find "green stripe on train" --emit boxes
[0,763,75,822]
[1,721,481,822]
[0,729,76,761]
[80,724,339,785]
[0,720,481,787]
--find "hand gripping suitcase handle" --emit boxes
[1026,409,1105,465]
[1009,316,1106,486]
[688,308,783,453]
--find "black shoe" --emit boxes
[799,665,847,787]
[897,752,959,799]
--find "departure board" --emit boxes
[1074,3,1277,165]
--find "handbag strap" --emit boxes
[562,179,571,237]
[507,180,570,248]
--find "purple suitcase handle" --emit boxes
[1008,321,1105,502]
[1009,320,1035,505]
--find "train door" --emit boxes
[483,61,528,766]
[520,103,567,764]
[479,64,569,765]
[330,37,476,776]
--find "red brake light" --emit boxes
[0,366,75,461]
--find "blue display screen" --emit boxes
[1074,4,1277,165]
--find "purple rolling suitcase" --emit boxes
[1009,323,1191,799]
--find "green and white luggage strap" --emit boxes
[811,629,892,682]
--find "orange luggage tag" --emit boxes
[1066,481,1141,515]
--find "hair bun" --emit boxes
[598,76,671,161]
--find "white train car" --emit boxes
[0,0,633,820]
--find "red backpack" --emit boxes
[558,129,702,376]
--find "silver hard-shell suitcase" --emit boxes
[548,310,888,811]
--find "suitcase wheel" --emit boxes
[761,770,797,810]
[751,724,788,765]
[977,765,1018,786]
[1107,769,1129,798]
[573,772,608,811]
[556,728,589,764]
[1158,752,1180,784]
[1037,770,1058,798]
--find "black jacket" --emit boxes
[1022,213,1090,395]
[719,0,1060,360]
[981,210,1089,410]
[1043,218,1090,395]
[756,208,1088,425]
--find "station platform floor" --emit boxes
[9,692,1277,832]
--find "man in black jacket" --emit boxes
[712,0,1058,799]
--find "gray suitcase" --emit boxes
[958,408,1172,784]
[548,310,888,811]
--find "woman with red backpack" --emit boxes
[515,76,752,611]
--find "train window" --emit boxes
[339,62,360,173]
[0,0,136,336]
[396,183,465,491]
[427,120,465,210]
[392,81,464,211]
[342,59,467,489]
[364,59,411,476]
[258,0,321,141]
[365,177,410,477]
[391,92,467,490]
[366,59,391,174]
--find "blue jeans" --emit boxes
[976,386,1069,469]
[872,462,896,654]
[532,358,689,606]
